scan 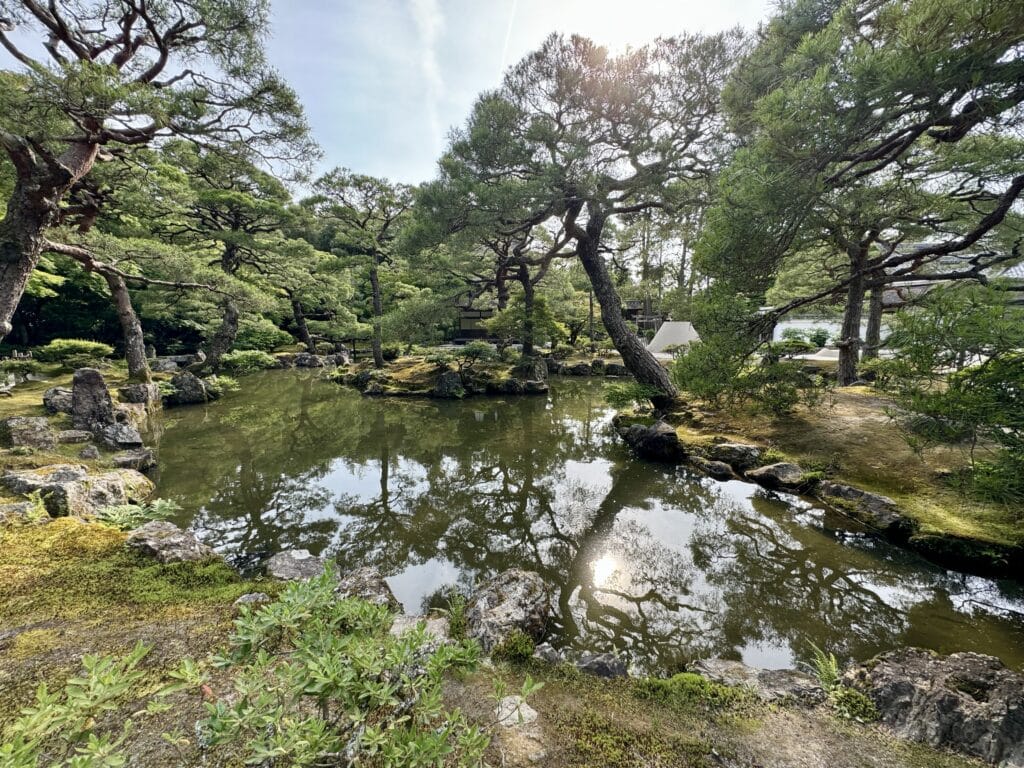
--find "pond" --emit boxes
[153,370,1024,674]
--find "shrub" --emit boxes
[0,358,42,376]
[634,672,753,712]
[381,343,402,361]
[425,350,453,370]
[34,338,114,365]
[604,382,662,411]
[808,327,830,348]
[551,343,575,360]
[220,349,277,373]
[454,341,498,373]
[235,317,293,351]
[491,629,535,664]
[443,592,468,641]
[829,686,879,722]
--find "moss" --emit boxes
[8,628,62,659]
[633,673,756,715]
[491,629,535,663]
[555,707,716,767]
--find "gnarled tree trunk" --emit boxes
[837,247,868,386]
[205,300,240,372]
[104,272,151,382]
[517,263,535,357]
[291,298,316,353]
[369,260,384,369]
[862,285,885,361]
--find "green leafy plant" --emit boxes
[604,382,662,411]
[22,490,50,524]
[381,343,402,362]
[807,642,841,691]
[95,499,182,530]
[828,686,879,723]
[235,317,294,351]
[220,349,277,373]
[34,339,115,366]
[425,350,454,370]
[0,359,42,376]
[441,592,468,641]
[203,375,239,398]
[453,341,497,374]
[491,630,535,664]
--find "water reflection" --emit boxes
[154,371,1024,673]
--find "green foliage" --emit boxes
[604,382,662,411]
[634,673,754,713]
[94,499,182,531]
[441,592,468,641]
[235,317,294,351]
[0,359,42,376]
[453,341,497,372]
[807,642,841,691]
[551,344,576,360]
[828,686,880,723]
[808,328,830,348]
[203,375,239,398]
[381,343,402,362]
[200,566,489,766]
[0,641,151,767]
[220,349,277,373]
[425,351,453,370]
[491,630,535,664]
[34,339,114,365]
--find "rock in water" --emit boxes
[465,569,552,652]
[619,420,686,463]
[0,416,56,449]
[126,521,216,563]
[2,464,154,517]
[845,648,1024,766]
[706,442,763,472]
[745,462,809,491]
[689,456,735,480]
[71,368,115,430]
[118,382,161,405]
[164,371,210,407]
[816,481,916,540]
[432,370,465,399]
[42,386,73,414]
[265,549,325,581]
[335,567,400,610]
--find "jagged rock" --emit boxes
[115,402,150,431]
[163,371,210,407]
[43,386,73,414]
[0,416,56,449]
[294,352,325,368]
[523,380,548,395]
[845,648,1024,766]
[564,362,592,376]
[71,368,115,430]
[233,592,272,612]
[126,521,216,563]
[96,422,144,450]
[79,445,100,460]
[118,382,161,404]
[0,501,38,524]
[816,481,916,540]
[690,456,735,481]
[56,429,93,444]
[532,642,564,664]
[272,353,296,368]
[746,462,810,491]
[512,357,547,382]
[465,569,552,653]
[487,378,525,395]
[265,549,325,581]
[150,359,179,372]
[604,362,630,377]
[619,420,686,463]
[112,448,156,471]
[495,695,539,727]
[576,652,628,678]
[693,658,826,704]
[335,566,400,610]
[707,442,763,472]
[544,358,564,375]
[324,352,350,367]
[2,464,154,517]
[432,370,465,399]
[389,615,451,652]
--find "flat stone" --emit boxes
[495,695,539,727]
[265,549,325,581]
[2,464,154,517]
[79,445,100,460]
[746,462,809,491]
[96,422,144,450]
[389,615,451,651]
[233,592,272,612]
[150,359,179,372]
[689,456,735,480]
[816,481,916,540]
[335,566,400,610]
[707,442,763,472]
[126,521,216,563]
[56,429,94,444]
[112,448,156,471]
[0,416,56,449]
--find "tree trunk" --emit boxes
[862,285,885,361]
[369,261,384,368]
[576,210,678,407]
[0,140,99,341]
[837,251,867,386]
[206,301,240,372]
[495,267,510,310]
[104,272,151,382]
[291,298,316,353]
[518,263,535,357]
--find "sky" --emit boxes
[266,0,775,185]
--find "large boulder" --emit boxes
[335,566,400,611]
[265,549,325,581]
[486,377,525,396]
[112,448,156,471]
[544,358,564,376]
[845,648,1024,766]
[465,569,552,653]
[71,368,115,430]
[163,371,210,407]
[2,464,154,517]
[512,357,548,382]
[294,352,325,368]
[816,481,916,540]
[706,442,763,472]
[56,429,93,445]
[564,362,592,377]
[126,521,216,563]
[118,382,161,405]
[745,462,811,492]
[689,456,735,481]
[432,370,465,399]
[42,386,73,414]
[96,422,144,450]
[150,358,179,373]
[619,421,686,463]
[0,416,56,449]
[604,362,630,377]
[576,652,628,678]
[693,658,826,704]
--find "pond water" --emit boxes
[153,371,1024,674]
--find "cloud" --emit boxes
[409,0,445,151]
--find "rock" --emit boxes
[126,521,216,563]
[693,658,826,704]
[590,359,606,374]
[335,566,400,610]
[816,481,916,540]
[115,402,150,431]
[564,362,592,376]
[145,344,157,359]
[117,382,161,404]
[362,381,385,396]
[432,370,465,399]
[487,378,525,395]
[71,368,115,430]
[112,448,156,471]
[512,357,548,382]
[707,442,763,471]
[96,422,144,450]
[689,456,734,481]
[845,648,1024,766]
[0,501,38,524]
[745,462,810,491]
[324,352,350,367]
[2,464,154,517]
[42,386,73,414]
[465,569,552,653]
[495,695,539,727]
[532,642,564,664]
[389,615,451,651]
[544,358,564,375]
[163,371,210,407]
[265,549,325,581]
[56,429,93,444]
[0,416,56,449]
[79,445,100,460]
[619,420,686,463]
[576,652,627,678]
[604,362,630,377]
[523,380,548,395]
[150,359,178,372]
[294,352,325,368]
[233,592,272,612]
[272,353,296,368]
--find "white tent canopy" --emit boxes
[646,321,700,354]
